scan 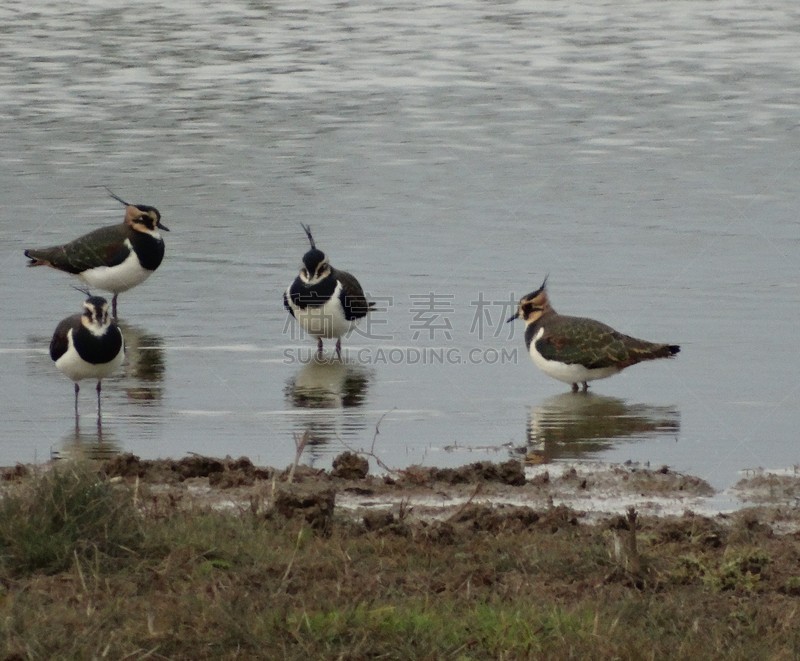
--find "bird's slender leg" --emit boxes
[74,382,80,419]
[111,294,118,319]
[571,382,579,393]
[317,337,324,357]
[96,380,102,420]
[582,382,589,392]
[335,338,342,359]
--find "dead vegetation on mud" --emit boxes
[1,454,800,659]
[21,449,726,525]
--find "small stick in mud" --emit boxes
[339,408,399,476]
[287,430,311,484]
[625,506,642,576]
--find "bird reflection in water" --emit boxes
[521,392,680,464]
[52,417,121,462]
[286,357,371,409]
[116,321,165,404]
[285,358,372,457]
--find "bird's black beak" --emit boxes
[506,313,517,323]
[158,220,170,231]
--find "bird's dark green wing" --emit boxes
[26,224,131,273]
[283,289,295,318]
[333,268,373,320]
[536,316,636,368]
[49,315,78,361]
[537,315,674,369]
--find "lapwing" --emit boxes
[284,224,374,358]
[50,294,125,417]
[507,277,680,392]
[25,190,168,318]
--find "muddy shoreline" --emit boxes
[6,452,798,531]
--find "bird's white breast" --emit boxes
[289,281,358,339]
[78,240,152,294]
[55,329,125,382]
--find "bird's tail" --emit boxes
[24,248,50,267]
[635,343,680,362]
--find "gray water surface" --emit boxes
[1,1,798,501]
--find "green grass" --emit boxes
[0,462,142,575]
[0,464,799,659]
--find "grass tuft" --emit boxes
[0,462,142,576]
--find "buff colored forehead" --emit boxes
[124,205,160,225]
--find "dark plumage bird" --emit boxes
[25,191,168,318]
[507,277,680,392]
[284,224,374,358]
[50,295,125,417]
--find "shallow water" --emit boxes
[1,1,798,501]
